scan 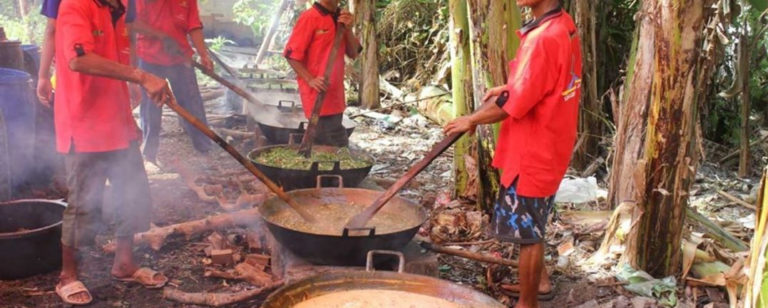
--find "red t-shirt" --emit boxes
[55,0,138,153]
[283,3,350,118]
[493,9,583,197]
[135,0,202,65]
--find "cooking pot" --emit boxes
[0,199,65,279]
[262,250,505,308]
[260,178,427,265]
[248,144,373,191]
[245,99,356,145]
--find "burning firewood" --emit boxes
[234,262,274,287]
[102,208,261,253]
[163,281,283,307]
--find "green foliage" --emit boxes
[376,0,449,89]
[205,36,235,51]
[0,0,47,44]
[232,0,281,41]
[703,3,768,145]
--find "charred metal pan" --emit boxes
[246,99,356,145]
[248,144,373,191]
[260,179,427,265]
[0,199,66,279]
[262,250,505,308]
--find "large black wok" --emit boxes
[262,250,505,308]
[0,199,65,279]
[260,182,427,265]
[247,99,356,145]
[248,144,373,191]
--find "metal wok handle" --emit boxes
[366,250,405,273]
[342,226,376,237]
[277,100,296,109]
[310,161,342,173]
[288,133,303,145]
[315,175,344,189]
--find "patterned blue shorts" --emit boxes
[490,185,554,244]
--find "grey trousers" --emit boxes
[62,142,152,247]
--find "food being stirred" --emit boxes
[251,147,371,170]
[269,202,420,235]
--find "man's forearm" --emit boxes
[189,28,208,58]
[287,58,314,82]
[343,28,360,59]
[69,53,147,84]
[468,101,509,125]
[38,19,56,79]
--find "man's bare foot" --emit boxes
[110,261,140,279]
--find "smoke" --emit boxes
[0,66,60,199]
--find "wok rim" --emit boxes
[262,270,505,307]
[0,199,66,239]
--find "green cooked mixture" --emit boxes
[252,147,371,170]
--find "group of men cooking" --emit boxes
[36,0,577,305]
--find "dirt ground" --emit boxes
[1,91,755,307]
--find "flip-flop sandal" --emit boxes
[502,283,557,301]
[56,280,93,306]
[113,267,168,289]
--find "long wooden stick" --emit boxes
[163,281,283,307]
[165,92,315,222]
[718,133,768,164]
[420,242,518,267]
[298,24,347,157]
[345,132,463,229]
[190,61,266,111]
[717,189,757,210]
[206,48,239,80]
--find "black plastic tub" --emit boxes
[0,199,66,280]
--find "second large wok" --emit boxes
[259,178,427,265]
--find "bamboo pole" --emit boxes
[738,30,751,178]
[359,0,380,109]
[254,0,291,67]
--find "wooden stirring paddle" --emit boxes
[297,24,347,158]
[345,91,510,231]
[164,87,315,222]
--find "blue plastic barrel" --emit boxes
[0,68,36,195]
[21,45,40,81]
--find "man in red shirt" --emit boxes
[54,0,171,304]
[284,0,361,146]
[129,0,212,164]
[444,0,581,307]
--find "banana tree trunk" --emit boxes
[359,0,380,109]
[625,0,714,277]
[449,0,476,199]
[571,0,602,171]
[466,0,519,210]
